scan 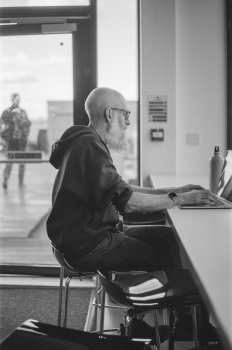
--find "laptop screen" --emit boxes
[217,150,232,200]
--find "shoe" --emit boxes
[173,313,219,342]
[129,317,170,345]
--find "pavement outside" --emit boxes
[0,161,58,265]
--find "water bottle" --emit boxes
[209,146,224,193]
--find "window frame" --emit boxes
[227,0,232,149]
[0,5,91,22]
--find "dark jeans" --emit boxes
[3,139,27,184]
[67,225,182,272]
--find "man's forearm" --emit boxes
[124,191,174,213]
[131,183,204,195]
[130,185,176,195]
[124,186,224,213]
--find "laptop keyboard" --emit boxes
[178,196,232,209]
[216,196,232,207]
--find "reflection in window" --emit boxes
[97,0,138,185]
[0,33,73,265]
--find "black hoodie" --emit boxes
[46,125,132,260]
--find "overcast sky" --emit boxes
[0,0,138,120]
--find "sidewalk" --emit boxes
[0,162,57,265]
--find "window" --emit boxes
[97,0,139,185]
[0,0,139,268]
[0,33,73,266]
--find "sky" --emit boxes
[0,0,138,120]
[0,34,73,120]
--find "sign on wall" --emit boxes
[148,95,167,122]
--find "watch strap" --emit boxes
[168,192,179,206]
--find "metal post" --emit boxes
[58,267,64,327]
[154,310,161,350]
[63,276,72,327]
[192,305,199,348]
[99,288,106,331]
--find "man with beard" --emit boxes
[46,87,221,341]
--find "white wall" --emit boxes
[140,0,226,183]
[140,0,176,182]
[176,0,226,176]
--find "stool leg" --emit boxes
[99,287,106,331]
[92,276,100,331]
[63,276,72,327]
[153,310,161,350]
[199,304,209,345]
[125,313,131,336]
[163,308,169,325]
[168,307,175,350]
[58,267,64,327]
[192,305,199,348]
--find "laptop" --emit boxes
[179,150,232,209]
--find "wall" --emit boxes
[140,0,226,183]
[140,0,176,183]
[176,0,226,175]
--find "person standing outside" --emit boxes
[0,93,31,189]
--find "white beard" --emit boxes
[106,121,127,151]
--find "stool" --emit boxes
[51,244,98,328]
[98,269,206,350]
[52,243,145,334]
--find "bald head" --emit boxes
[85,87,127,127]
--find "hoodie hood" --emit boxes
[49,125,98,169]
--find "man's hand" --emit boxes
[178,189,226,206]
[176,184,204,193]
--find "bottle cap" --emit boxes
[214,146,220,153]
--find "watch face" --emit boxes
[168,192,177,200]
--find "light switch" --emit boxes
[151,129,164,141]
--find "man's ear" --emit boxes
[105,108,112,123]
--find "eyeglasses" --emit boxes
[110,107,131,121]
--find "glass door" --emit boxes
[0,33,73,265]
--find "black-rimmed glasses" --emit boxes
[110,107,131,121]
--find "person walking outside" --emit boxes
[0,93,31,189]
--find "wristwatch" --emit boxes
[168,192,179,206]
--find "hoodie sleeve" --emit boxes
[59,133,132,211]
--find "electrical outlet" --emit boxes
[186,133,199,145]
